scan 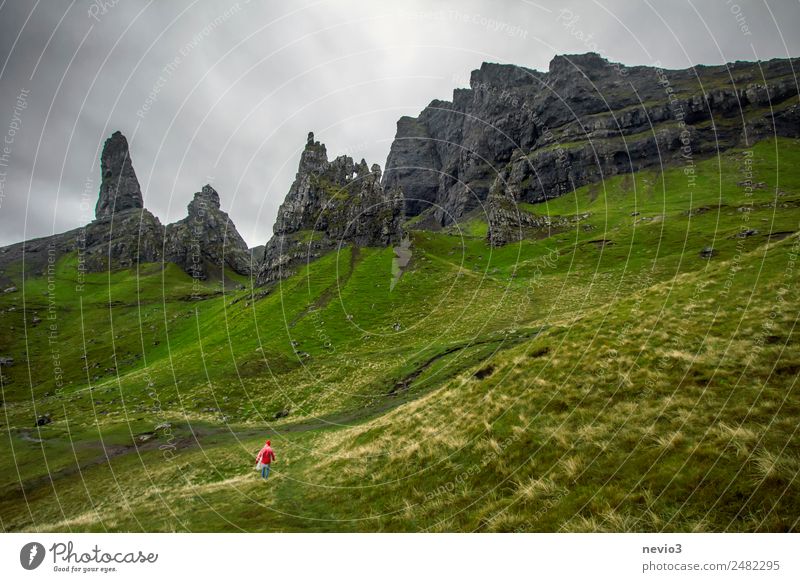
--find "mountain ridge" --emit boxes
[381,52,800,245]
[0,131,253,285]
[1,52,798,286]
[256,131,403,285]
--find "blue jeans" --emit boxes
[261,464,271,479]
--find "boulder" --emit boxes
[700,246,716,259]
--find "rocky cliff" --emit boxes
[94,131,145,218]
[0,131,252,285]
[2,53,797,287]
[381,53,800,244]
[164,185,252,279]
[257,132,403,284]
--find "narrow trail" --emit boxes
[278,325,547,430]
[0,429,208,503]
[0,325,547,505]
[288,246,361,328]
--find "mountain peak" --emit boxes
[94,131,143,220]
[257,134,404,284]
[298,130,328,174]
[91,132,249,276]
[383,53,799,231]
[548,52,610,75]
[469,61,536,89]
[165,183,250,278]
[191,184,221,209]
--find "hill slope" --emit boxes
[1,137,798,532]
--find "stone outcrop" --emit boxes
[257,132,404,284]
[95,131,144,219]
[3,53,798,285]
[486,169,590,246]
[380,53,800,244]
[0,131,252,283]
[164,185,252,279]
[83,207,165,271]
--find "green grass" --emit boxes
[0,137,798,532]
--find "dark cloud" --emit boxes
[1,0,798,247]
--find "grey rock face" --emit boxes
[257,132,404,284]
[83,208,165,270]
[381,117,442,217]
[381,53,800,243]
[164,184,252,279]
[80,132,165,270]
[486,171,546,247]
[486,168,590,246]
[700,246,716,259]
[0,208,165,280]
[95,131,144,219]
[0,131,253,282]
[249,245,265,262]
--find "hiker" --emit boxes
[255,439,276,479]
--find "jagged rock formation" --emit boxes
[381,53,800,244]
[0,131,252,284]
[486,173,548,247]
[0,206,166,281]
[95,131,145,219]
[164,185,251,279]
[257,132,403,285]
[486,171,590,246]
[83,208,165,271]
[0,131,164,280]
[70,131,165,271]
[2,53,798,286]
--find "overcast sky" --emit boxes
[0,0,798,248]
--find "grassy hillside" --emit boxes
[1,137,798,532]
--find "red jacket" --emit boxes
[257,445,275,465]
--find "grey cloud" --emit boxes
[1,0,798,247]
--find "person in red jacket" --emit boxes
[256,440,276,480]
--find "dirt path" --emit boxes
[1,326,547,504]
[288,245,361,328]
[278,326,547,431]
